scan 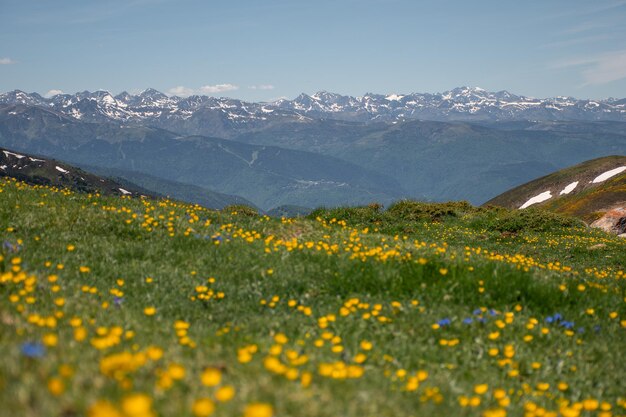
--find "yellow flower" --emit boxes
[192,398,215,417]
[43,333,58,347]
[215,385,235,402]
[482,409,507,417]
[79,266,91,273]
[488,332,500,340]
[201,367,222,387]
[66,244,75,251]
[47,377,65,396]
[88,400,123,417]
[121,393,154,417]
[354,353,367,364]
[168,363,186,380]
[146,346,163,361]
[244,403,273,417]
[474,384,489,395]
[360,340,373,350]
[143,307,156,316]
[582,399,599,411]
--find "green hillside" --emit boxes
[81,165,259,211]
[486,156,626,222]
[1,179,625,417]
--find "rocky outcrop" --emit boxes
[591,207,626,235]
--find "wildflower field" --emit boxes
[0,177,625,417]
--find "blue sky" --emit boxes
[1,0,626,100]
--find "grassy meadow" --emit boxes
[0,177,625,417]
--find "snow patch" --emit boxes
[3,150,25,159]
[55,166,70,174]
[559,181,578,195]
[591,166,626,183]
[520,191,552,209]
[119,188,132,195]
[0,165,6,170]
[29,157,45,162]
[385,94,404,101]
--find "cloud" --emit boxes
[199,84,239,94]
[0,57,16,65]
[249,84,275,90]
[552,49,626,86]
[45,89,64,98]
[168,86,195,97]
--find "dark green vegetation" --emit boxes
[487,156,626,222]
[1,178,625,417]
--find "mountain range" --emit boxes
[1,87,625,210]
[2,87,626,138]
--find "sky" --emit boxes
[1,0,626,101]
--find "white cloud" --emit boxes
[45,89,64,98]
[168,86,195,97]
[0,57,16,65]
[199,84,239,94]
[552,49,626,86]
[249,84,275,90]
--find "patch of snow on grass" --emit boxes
[520,191,552,209]
[591,166,626,183]
[559,181,579,195]
[55,166,70,174]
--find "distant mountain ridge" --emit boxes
[1,87,625,139]
[1,88,625,209]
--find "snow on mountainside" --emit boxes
[1,87,625,128]
[485,156,626,234]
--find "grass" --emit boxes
[0,178,625,417]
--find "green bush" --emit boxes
[386,200,478,222]
[307,205,384,224]
[471,207,582,233]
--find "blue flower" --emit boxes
[473,309,482,315]
[553,313,563,321]
[114,297,124,307]
[545,316,554,324]
[437,318,451,326]
[488,309,497,316]
[561,321,575,329]
[21,342,45,358]
[463,318,473,325]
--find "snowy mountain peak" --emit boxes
[1,87,625,127]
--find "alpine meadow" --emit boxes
[1,1,626,417]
